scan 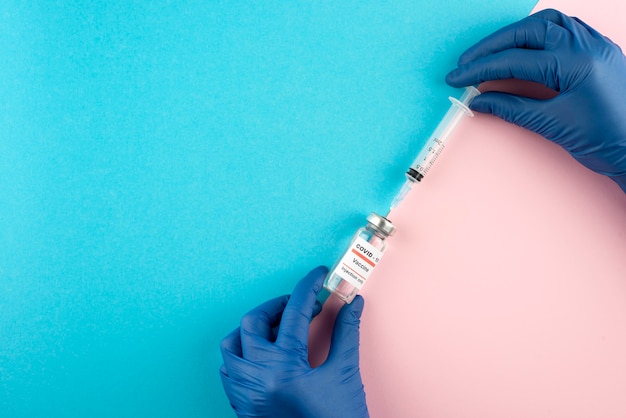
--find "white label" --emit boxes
[332,236,383,290]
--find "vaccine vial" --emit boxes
[324,212,395,303]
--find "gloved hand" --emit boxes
[446,8,626,192]
[219,266,369,418]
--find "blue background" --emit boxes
[0,1,537,416]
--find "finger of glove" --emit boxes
[220,363,267,413]
[276,265,328,352]
[220,327,243,373]
[221,327,268,383]
[457,16,550,67]
[531,8,570,26]
[533,8,588,33]
[534,8,597,41]
[571,16,612,44]
[448,49,560,91]
[240,295,289,359]
[326,295,364,366]
[470,92,548,135]
[572,16,625,58]
[252,299,324,346]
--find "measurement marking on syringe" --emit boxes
[417,138,444,173]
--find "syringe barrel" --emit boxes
[406,86,480,182]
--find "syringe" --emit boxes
[389,86,480,211]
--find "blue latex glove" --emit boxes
[220,266,369,418]
[446,9,626,192]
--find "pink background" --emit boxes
[310,0,626,416]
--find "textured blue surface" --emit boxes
[0,1,537,416]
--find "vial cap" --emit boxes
[367,212,395,237]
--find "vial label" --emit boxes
[332,236,383,290]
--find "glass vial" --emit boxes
[324,212,395,303]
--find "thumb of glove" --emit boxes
[470,91,551,136]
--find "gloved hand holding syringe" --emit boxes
[323,86,480,304]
